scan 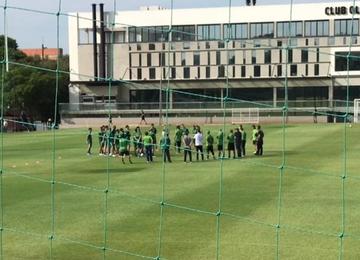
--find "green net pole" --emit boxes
[338,1,356,258]
[102,1,117,258]
[0,1,8,257]
[275,0,294,258]
[215,1,232,259]
[156,1,174,258]
[49,0,62,258]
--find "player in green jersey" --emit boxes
[206,130,216,160]
[119,134,132,164]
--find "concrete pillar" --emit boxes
[273,87,277,107]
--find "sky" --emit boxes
[0,0,338,53]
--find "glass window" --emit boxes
[171,67,176,79]
[206,66,211,78]
[173,25,195,41]
[304,20,329,37]
[276,21,303,38]
[334,19,359,36]
[149,43,155,50]
[241,66,246,77]
[137,68,142,80]
[184,67,190,79]
[218,65,225,78]
[277,65,282,77]
[314,64,319,76]
[197,24,221,40]
[252,50,256,64]
[149,68,156,79]
[264,49,271,64]
[147,53,152,67]
[250,22,274,38]
[229,51,235,65]
[301,49,308,63]
[223,23,248,39]
[254,65,261,77]
[79,28,93,44]
[181,52,186,66]
[335,51,360,71]
[216,51,221,65]
[290,64,297,76]
[288,49,293,63]
[194,52,200,66]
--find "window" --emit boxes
[250,22,274,38]
[264,49,271,64]
[301,49,308,63]
[223,23,248,40]
[314,64,319,76]
[252,50,256,64]
[184,67,190,79]
[205,42,210,49]
[229,51,235,65]
[172,25,195,41]
[149,43,155,50]
[241,66,246,77]
[277,65,282,77]
[181,52,186,66]
[290,65,297,76]
[79,28,93,44]
[137,68,142,80]
[147,53,152,67]
[334,19,359,36]
[254,66,261,77]
[194,52,200,66]
[206,66,211,78]
[129,26,169,43]
[305,64,308,76]
[216,51,221,65]
[335,51,360,71]
[218,41,225,48]
[159,53,165,66]
[171,67,176,79]
[197,24,221,40]
[305,20,329,37]
[288,49,293,63]
[149,68,156,79]
[268,65,272,77]
[218,65,225,78]
[276,21,303,38]
[316,48,320,62]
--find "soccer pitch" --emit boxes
[1,123,360,259]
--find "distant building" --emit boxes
[20,48,63,60]
[68,1,360,106]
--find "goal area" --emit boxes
[231,108,260,124]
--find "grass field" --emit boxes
[1,123,360,259]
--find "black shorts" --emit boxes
[228,143,235,151]
[119,150,130,156]
[217,145,223,151]
[252,140,257,145]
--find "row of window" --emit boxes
[133,64,321,80]
[127,19,359,43]
[130,49,321,67]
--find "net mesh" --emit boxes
[0,0,359,259]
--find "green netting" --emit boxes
[0,0,359,259]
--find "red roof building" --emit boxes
[20,48,63,60]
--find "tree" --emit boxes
[0,35,69,122]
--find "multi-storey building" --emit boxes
[68,2,360,108]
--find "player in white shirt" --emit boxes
[194,130,204,161]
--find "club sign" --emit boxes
[325,6,360,16]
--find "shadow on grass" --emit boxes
[79,167,146,175]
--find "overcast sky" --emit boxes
[0,0,336,52]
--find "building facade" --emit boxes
[68,2,360,108]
